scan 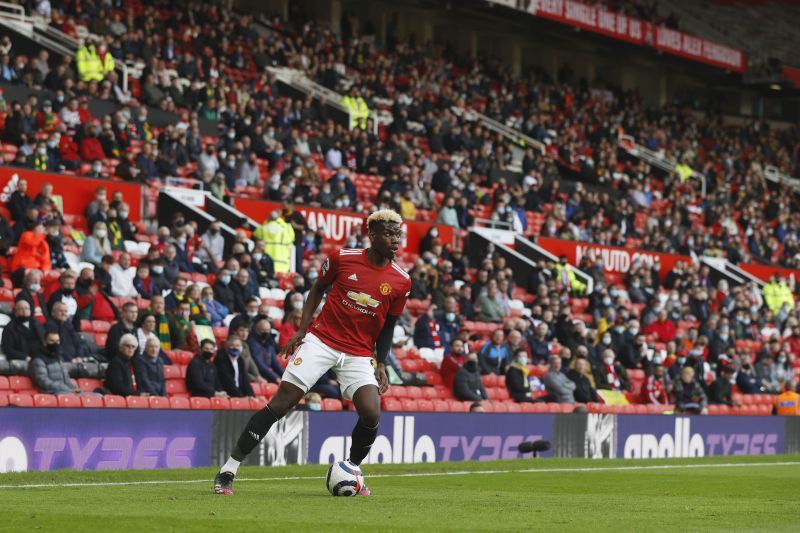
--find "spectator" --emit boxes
[736,360,762,394]
[10,220,51,274]
[104,334,141,397]
[593,349,631,392]
[708,365,737,407]
[134,337,167,396]
[1,300,43,361]
[46,269,78,319]
[453,352,488,402]
[645,310,676,343]
[29,330,79,395]
[45,219,68,269]
[567,358,599,403]
[80,221,112,266]
[186,339,226,398]
[229,296,260,333]
[755,355,782,394]
[200,286,229,327]
[478,329,510,375]
[529,323,551,364]
[279,310,302,349]
[106,301,138,360]
[148,295,186,350]
[199,221,225,265]
[544,355,576,403]
[248,316,283,383]
[774,380,800,415]
[505,348,535,402]
[44,301,84,363]
[672,366,708,414]
[15,269,47,322]
[476,283,506,322]
[641,362,669,404]
[8,178,32,221]
[109,252,137,297]
[213,268,235,310]
[413,307,444,351]
[215,336,254,398]
[230,268,254,314]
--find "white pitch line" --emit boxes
[1,461,799,490]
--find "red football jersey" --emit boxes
[310,248,411,357]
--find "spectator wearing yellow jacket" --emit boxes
[253,210,294,274]
[763,274,795,316]
[342,87,369,129]
[555,255,587,295]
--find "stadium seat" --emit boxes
[262,383,279,398]
[9,375,34,392]
[0,393,7,407]
[230,397,251,410]
[77,378,103,393]
[481,374,499,388]
[322,398,343,411]
[432,399,450,412]
[167,379,188,396]
[170,397,191,409]
[404,386,423,399]
[249,397,268,410]
[104,395,127,408]
[189,397,211,409]
[382,397,402,411]
[149,396,170,409]
[8,393,33,407]
[163,365,182,379]
[416,399,434,412]
[400,398,419,411]
[506,402,522,413]
[33,393,58,407]
[57,394,82,408]
[210,397,231,410]
[80,395,104,408]
[425,371,443,386]
[0,375,9,390]
[126,396,149,408]
[91,320,110,333]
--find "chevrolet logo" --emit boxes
[346,291,380,308]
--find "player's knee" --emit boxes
[269,382,304,417]
[359,410,380,428]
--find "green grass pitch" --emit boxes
[2,455,799,532]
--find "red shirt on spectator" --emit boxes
[641,374,668,404]
[59,135,80,162]
[645,316,677,343]
[79,136,106,162]
[440,353,466,390]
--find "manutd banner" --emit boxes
[0,166,144,222]
[536,236,689,283]
[234,197,455,254]
[520,0,746,72]
[0,409,212,472]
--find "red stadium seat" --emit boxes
[80,395,104,408]
[167,379,188,396]
[424,371,443,386]
[149,396,170,409]
[416,399,434,412]
[8,393,33,407]
[91,320,110,333]
[33,394,58,407]
[448,400,467,412]
[104,395,127,408]
[126,396,149,408]
[0,376,9,390]
[400,398,419,411]
[0,393,8,407]
[9,375,34,392]
[490,401,509,413]
[432,399,450,412]
[382,397,402,411]
[170,397,191,409]
[422,387,440,400]
[163,365,182,379]
[190,396,211,409]
[404,386,423,399]
[249,382,263,396]
[57,394,82,408]
[481,374,499,388]
[249,397,268,410]
[77,378,103,393]
[230,398,251,410]
[262,383,279,398]
[322,398,343,411]
[210,397,231,410]
[506,402,522,413]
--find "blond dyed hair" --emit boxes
[367,209,402,229]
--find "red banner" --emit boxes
[528,0,746,72]
[0,166,143,222]
[233,197,455,256]
[537,237,689,283]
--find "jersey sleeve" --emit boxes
[319,252,340,287]
[389,278,412,316]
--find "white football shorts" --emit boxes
[282,332,378,400]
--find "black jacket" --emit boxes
[44,318,85,362]
[453,364,487,402]
[593,361,631,392]
[215,352,254,398]
[186,356,220,397]
[505,365,532,402]
[230,280,251,314]
[104,356,139,396]
[105,321,136,360]
[15,288,48,319]
[1,318,44,360]
[134,354,166,396]
[567,369,599,403]
[708,377,733,406]
[214,281,235,311]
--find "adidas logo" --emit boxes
[249,431,261,441]
[348,274,358,281]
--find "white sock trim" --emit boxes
[221,457,241,476]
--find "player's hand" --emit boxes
[280,332,305,359]
[375,363,389,395]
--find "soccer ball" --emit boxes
[326,460,364,496]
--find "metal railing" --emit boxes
[451,106,546,156]
[764,165,800,194]
[618,134,707,196]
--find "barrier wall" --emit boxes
[2,408,799,472]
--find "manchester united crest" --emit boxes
[379,282,392,295]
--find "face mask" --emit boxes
[47,140,57,149]
[179,310,190,319]
[152,266,164,275]
[178,237,187,246]
[201,350,214,360]
[16,316,29,324]
[37,147,47,155]
[219,275,231,285]
[247,311,258,318]
[719,334,729,341]
[210,228,220,235]
[252,253,263,262]
[614,326,624,333]
[445,312,456,322]
[119,211,129,219]
[227,130,236,139]
[602,335,612,345]
[308,271,318,281]
[293,169,302,177]
[228,348,241,357]
[95,229,107,238]
[464,360,478,371]
[602,297,612,306]
[516,355,528,366]
[341,199,350,207]
[308,403,321,411]
[228,160,236,168]
[629,328,639,336]
[677,357,687,365]
[603,357,614,365]
[46,344,60,356]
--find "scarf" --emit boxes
[157,314,171,350]
[604,362,621,390]
[511,362,529,380]
[108,219,123,250]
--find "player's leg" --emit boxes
[214,335,334,494]
[349,384,381,466]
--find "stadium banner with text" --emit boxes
[233,197,455,252]
[306,412,554,465]
[615,415,785,459]
[511,0,746,72]
[536,236,689,283]
[0,166,144,222]
[211,411,308,467]
[0,408,212,472]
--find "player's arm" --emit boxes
[373,315,399,394]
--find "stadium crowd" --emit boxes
[0,0,798,414]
